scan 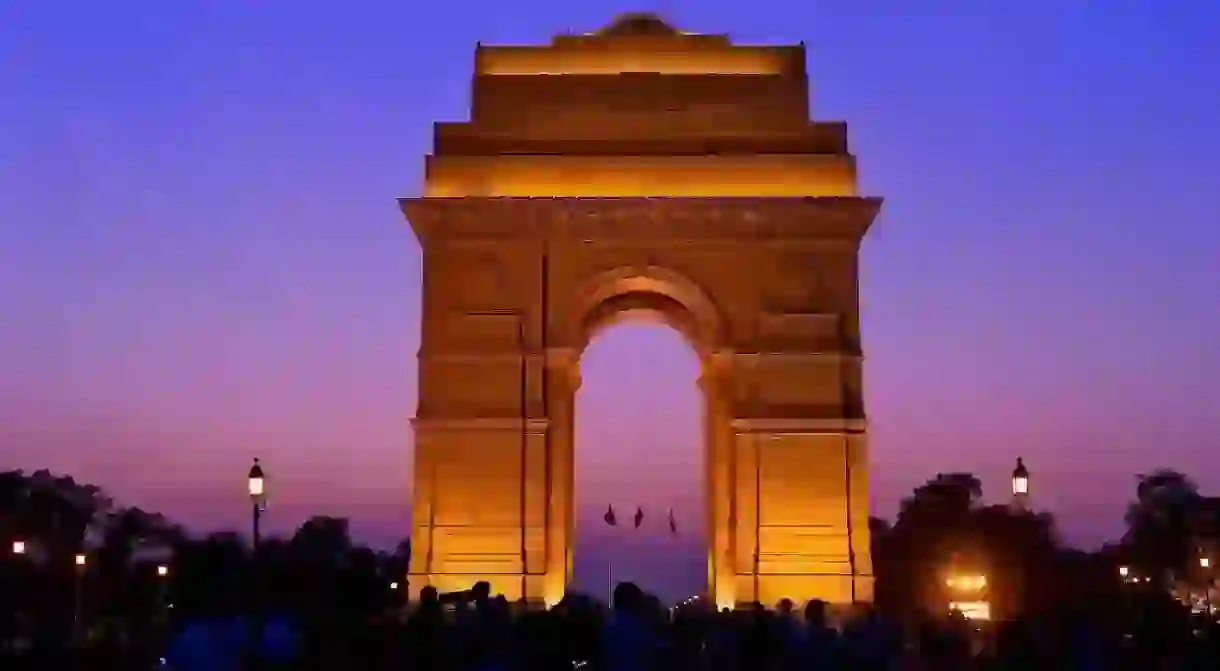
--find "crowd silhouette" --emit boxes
[3,466,1219,668]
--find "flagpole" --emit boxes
[603,504,616,608]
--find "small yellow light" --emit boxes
[1119,565,1129,577]
[12,540,25,555]
[1201,557,1211,569]
[949,600,991,621]
[157,564,169,577]
[947,574,986,591]
[390,581,399,590]
[75,553,87,566]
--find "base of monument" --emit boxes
[407,572,554,603]
[406,571,873,611]
[733,574,875,608]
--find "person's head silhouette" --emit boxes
[612,581,644,614]
[804,599,828,626]
[471,580,491,603]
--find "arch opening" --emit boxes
[570,265,728,358]
[573,318,705,605]
[561,268,727,605]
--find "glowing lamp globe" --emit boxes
[248,458,266,499]
[1011,457,1029,496]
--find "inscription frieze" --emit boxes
[401,197,880,244]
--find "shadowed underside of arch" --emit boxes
[573,265,727,360]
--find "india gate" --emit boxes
[403,14,881,609]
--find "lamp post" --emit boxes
[155,563,170,628]
[1011,457,1029,512]
[249,458,266,550]
[6,540,28,644]
[247,458,267,668]
[1201,556,1213,617]
[73,553,87,641]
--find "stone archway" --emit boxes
[560,265,731,605]
[402,15,882,608]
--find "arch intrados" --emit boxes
[578,292,704,360]
[571,265,727,358]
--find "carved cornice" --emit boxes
[730,418,868,434]
[412,417,551,433]
[400,197,882,245]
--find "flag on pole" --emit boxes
[604,505,617,526]
[668,508,678,535]
[633,507,644,529]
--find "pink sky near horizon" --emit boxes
[2,1,1219,599]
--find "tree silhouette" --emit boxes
[291,516,352,565]
[877,472,1062,621]
[1124,470,1201,586]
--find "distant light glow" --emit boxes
[75,553,87,566]
[157,564,169,577]
[946,574,987,591]
[12,540,25,555]
[950,600,991,620]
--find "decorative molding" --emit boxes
[412,418,551,432]
[730,418,867,434]
[401,197,882,245]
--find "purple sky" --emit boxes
[2,2,1218,600]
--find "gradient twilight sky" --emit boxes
[2,1,1218,600]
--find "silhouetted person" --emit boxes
[800,599,844,669]
[404,586,452,670]
[603,582,660,671]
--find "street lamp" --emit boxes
[1201,556,1214,616]
[1011,457,1030,510]
[248,458,266,549]
[247,458,267,667]
[73,553,88,639]
[1119,565,1130,579]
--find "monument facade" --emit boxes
[403,14,882,608]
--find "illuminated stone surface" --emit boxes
[403,14,882,608]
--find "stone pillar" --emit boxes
[407,415,548,602]
[730,419,873,607]
[542,349,580,606]
[702,351,737,610]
